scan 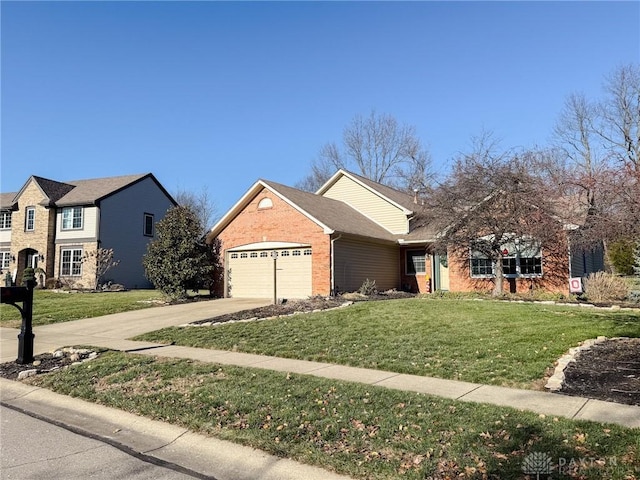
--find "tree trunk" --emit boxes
[492,257,504,296]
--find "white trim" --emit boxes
[397,239,432,245]
[228,241,311,252]
[207,180,335,242]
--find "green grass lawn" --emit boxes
[0,289,165,328]
[29,350,640,480]
[135,298,640,389]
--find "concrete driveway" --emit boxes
[0,297,270,363]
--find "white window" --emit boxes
[281,251,290,257]
[240,252,248,259]
[470,256,493,276]
[25,207,35,231]
[230,253,238,259]
[260,251,268,258]
[303,249,312,256]
[250,252,258,258]
[406,250,426,275]
[62,206,83,230]
[0,211,11,230]
[61,248,83,276]
[0,251,10,269]
[292,250,301,256]
[470,237,542,278]
[258,197,273,209]
[143,213,154,237]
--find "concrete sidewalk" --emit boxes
[125,343,640,429]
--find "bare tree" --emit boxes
[598,63,640,171]
[82,248,120,290]
[553,93,605,213]
[174,185,219,234]
[424,134,565,296]
[553,64,640,244]
[297,111,433,192]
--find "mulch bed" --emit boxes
[557,337,640,406]
[1,294,638,407]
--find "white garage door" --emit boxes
[227,246,312,299]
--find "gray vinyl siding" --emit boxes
[570,244,605,277]
[334,236,399,293]
[322,176,409,234]
[98,177,175,288]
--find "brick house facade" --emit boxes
[209,170,601,299]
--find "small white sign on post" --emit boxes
[569,277,583,294]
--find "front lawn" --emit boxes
[29,350,640,480]
[135,298,640,389]
[0,289,165,328]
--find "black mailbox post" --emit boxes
[1,278,35,364]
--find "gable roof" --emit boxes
[263,180,398,241]
[5,173,176,208]
[207,178,397,243]
[55,173,167,206]
[317,169,416,214]
[0,192,18,210]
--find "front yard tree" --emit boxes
[143,205,216,300]
[297,110,433,192]
[424,134,564,296]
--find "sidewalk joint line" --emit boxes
[371,373,401,385]
[456,384,483,400]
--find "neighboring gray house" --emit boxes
[0,173,176,288]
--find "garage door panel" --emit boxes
[228,248,312,299]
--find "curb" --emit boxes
[545,336,610,392]
[0,378,352,480]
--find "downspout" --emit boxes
[330,234,342,296]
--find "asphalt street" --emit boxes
[0,405,210,480]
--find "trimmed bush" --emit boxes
[45,277,62,289]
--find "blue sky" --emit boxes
[2,1,638,214]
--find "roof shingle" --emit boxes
[262,180,398,241]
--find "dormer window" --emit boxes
[62,206,83,230]
[258,197,273,209]
[25,207,35,231]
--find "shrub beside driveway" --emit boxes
[135,298,640,389]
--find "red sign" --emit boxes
[502,249,509,255]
